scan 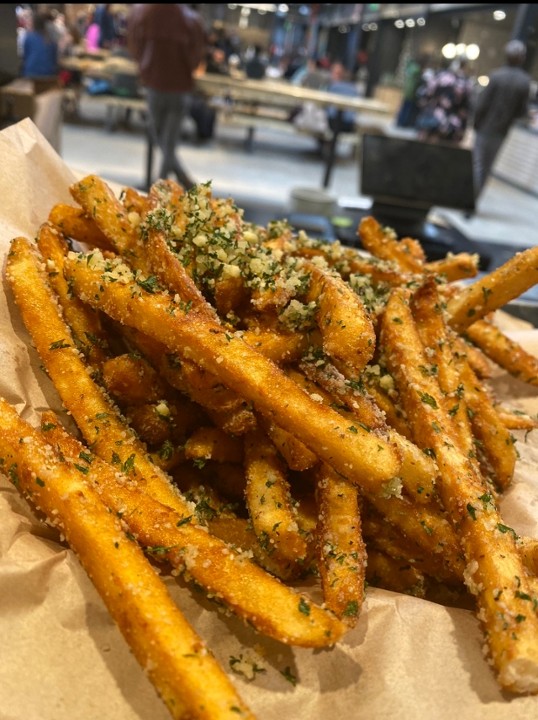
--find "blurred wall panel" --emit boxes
[0,4,19,86]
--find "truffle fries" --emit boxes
[0,399,254,720]
[5,235,346,648]
[4,172,538,712]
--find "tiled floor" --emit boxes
[60,98,537,249]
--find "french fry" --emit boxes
[244,428,309,565]
[0,399,254,720]
[454,336,517,491]
[497,409,538,431]
[446,246,538,330]
[121,184,151,216]
[316,462,366,625]
[358,216,425,273]
[260,417,319,472]
[303,259,376,379]
[365,548,426,598]
[6,169,538,707]
[36,220,111,367]
[424,252,479,282]
[362,504,461,586]
[296,358,438,502]
[410,278,476,463]
[185,426,244,465]
[101,353,172,405]
[48,202,114,251]
[70,174,140,257]
[465,317,538,386]
[145,226,218,321]
[123,327,257,436]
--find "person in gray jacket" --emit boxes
[473,39,531,198]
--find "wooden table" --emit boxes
[195,74,391,187]
[60,58,391,189]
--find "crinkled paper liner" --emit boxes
[1,119,537,720]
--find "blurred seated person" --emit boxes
[22,10,59,80]
[244,45,267,80]
[326,61,359,132]
[290,57,329,90]
[205,47,229,75]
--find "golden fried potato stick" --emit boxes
[206,515,310,582]
[41,413,343,647]
[147,178,186,212]
[465,318,538,387]
[360,375,411,439]
[446,246,538,331]
[124,327,257,436]
[358,216,425,274]
[239,324,310,365]
[288,366,464,574]
[381,286,538,695]
[102,353,172,405]
[70,174,140,258]
[36,221,111,367]
[518,537,538,576]
[296,360,437,503]
[497,409,538,431]
[0,399,254,720]
[244,428,309,565]
[303,259,376,379]
[316,463,366,626]
[260,417,319,472]
[459,336,493,379]
[365,548,426,598]
[125,402,177,447]
[185,426,244,464]
[7,237,190,515]
[145,227,218,321]
[48,202,115,251]
[411,279,516,491]
[121,185,151,216]
[453,337,517,491]
[362,505,461,586]
[424,252,479,282]
[6,236,347,647]
[410,279,476,463]
[63,249,402,491]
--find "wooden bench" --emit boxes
[215,101,391,159]
[63,89,148,131]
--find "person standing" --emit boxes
[472,39,531,198]
[127,4,207,189]
[94,4,117,50]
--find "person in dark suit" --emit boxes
[472,39,531,198]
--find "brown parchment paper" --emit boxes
[1,118,538,720]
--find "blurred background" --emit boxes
[1,3,537,324]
